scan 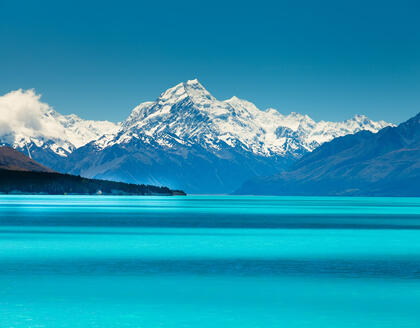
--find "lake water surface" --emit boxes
[1,195,420,327]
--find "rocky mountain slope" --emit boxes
[0,146,53,172]
[236,112,420,196]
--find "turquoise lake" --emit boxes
[1,195,420,327]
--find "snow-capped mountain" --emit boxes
[0,81,393,193]
[235,111,420,196]
[63,79,392,193]
[0,89,118,161]
[94,79,390,158]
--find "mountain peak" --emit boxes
[185,78,201,86]
[225,96,251,106]
[157,79,214,105]
[352,114,369,122]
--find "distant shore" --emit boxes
[0,169,186,196]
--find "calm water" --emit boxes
[1,195,420,327]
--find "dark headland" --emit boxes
[0,147,185,196]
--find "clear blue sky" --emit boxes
[1,0,419,123]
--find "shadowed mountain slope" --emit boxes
[236,112,420,196]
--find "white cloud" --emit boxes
[0,121,11,136]
[0,89,50,140]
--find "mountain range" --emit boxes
[236,112,420,196]
[0,80,392,193]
